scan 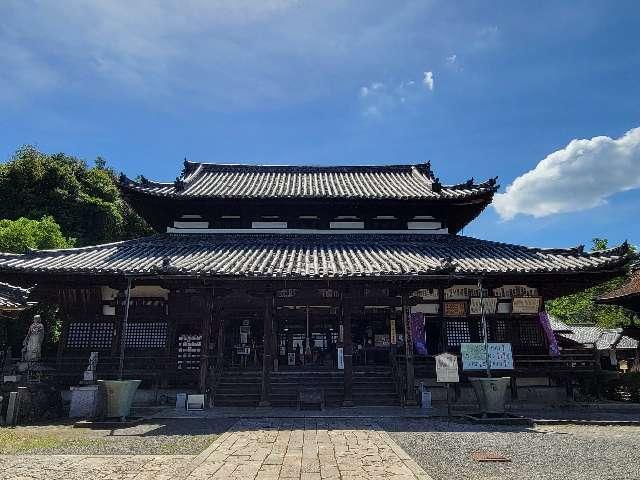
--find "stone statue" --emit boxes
[22,315,44,363]
[87,352,98,372]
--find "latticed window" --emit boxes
[124,322,167,348]
[445,321,471,347]
[489,319,510,342]
[518,318,545,348]
[67,322,114,348]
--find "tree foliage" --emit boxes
[546,238,638,328]
[0,216,74,253]
[0,145,152,246]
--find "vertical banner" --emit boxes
[538,311,560,357]
[390,318,397,345]
[410,312,427,355]
[337,347,344,369]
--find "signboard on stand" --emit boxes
[390,318,397,345]
[435,353,459,383]
[460,343,513,370]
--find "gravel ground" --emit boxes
[0,418,235,455]
[382,418,640,480]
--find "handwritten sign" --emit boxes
[469,297,498,315]
[444,285,488,300]
[443,302,467,317]
[493,285,538,298]
[512,297,542,314]
[460,343,513,370]
[435,353,460,383]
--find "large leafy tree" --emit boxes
[546,238,638,328]
[0,145,151,246]
[0,216,74,253]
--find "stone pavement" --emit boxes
[0,418,433,479]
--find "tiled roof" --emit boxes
[120,161,499,201]
[555,324,639,350]
[597,264,640,304]
[0,233,628,279]
[0,282,32,311]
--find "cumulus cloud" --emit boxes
[423,71,434,90]
[493,127,640,220]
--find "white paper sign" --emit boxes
[461,343,513,370]
[337,348,344,369]
[287,353,296,366]
[435,353,460,383]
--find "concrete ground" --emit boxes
[1,410,639,479]
[0,418,432,479]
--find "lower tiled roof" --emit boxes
[0,233,629,279]
[598,266,640,303]
[0,282,32,310]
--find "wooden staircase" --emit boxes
[213,366,401,407]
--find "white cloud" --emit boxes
[493,127,640,220]
[423,71,434,90]
[0,0,451,110]
[446,54,457,65]
[358,74,432,117]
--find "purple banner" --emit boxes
[538,311,560,357]
[410,312,427,355]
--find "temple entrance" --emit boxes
[276,306,339,369]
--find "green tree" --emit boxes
[0,216,74,253]
[0,145,152,246]
[546,238,637,327]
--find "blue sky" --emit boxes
[1,1,639,249]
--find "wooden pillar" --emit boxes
[403,293,417,405]
[199,288,214,394]
[259,293,273,407]
[342,302,354,407]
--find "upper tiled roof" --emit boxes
[0,282,32,311]
[0,233,628,279]
[120,161,499,201]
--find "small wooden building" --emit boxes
[0,161,630,406]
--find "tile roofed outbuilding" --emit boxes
[597,261,640,311]
[0,233,629,279]
[0,282,32,311]
[120,161,499,201]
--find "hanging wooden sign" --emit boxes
[512,297,542,314]
[412,288,439,300]
[276,289,298,298]
[318,288,339,298]
[493,285,539,298]
[444,285,488,300]
[411,303,440,314]
[469,297,498,315]
[443,301,467,317]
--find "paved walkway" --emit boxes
[0,418,433,479]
